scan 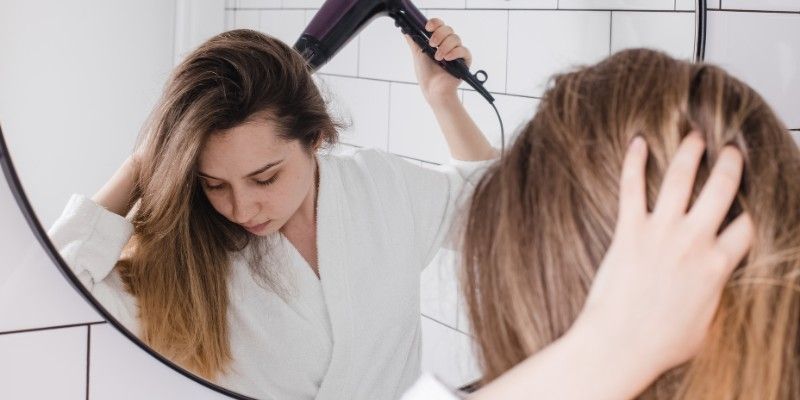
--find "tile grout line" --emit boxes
[85,325,91,400]
[317,72,543,100]
[422,313,471,336]
[386,83,392,152]
[0,321,107,336]
[504,10,510,94]
[609,11,613,55]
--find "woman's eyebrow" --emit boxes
[245,160,283,177]
[198,160,283,180]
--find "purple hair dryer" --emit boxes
[294,0,495,104]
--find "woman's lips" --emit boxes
[244,220,271,234]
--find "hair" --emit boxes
[462,48,800,399]
[114,29,341,380]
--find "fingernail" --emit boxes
[630,136,646,153]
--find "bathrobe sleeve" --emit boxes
[400,374,463,400]
[384,153,496,268]
[48,194,139,330]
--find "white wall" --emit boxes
[1,0,799,398]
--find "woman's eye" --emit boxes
[256,174,279,186]
[203,181,225,191]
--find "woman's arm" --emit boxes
[467,134,753,399]
[405,18,497,162]
[92,154,139,216]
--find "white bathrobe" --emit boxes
[48,148,490,400]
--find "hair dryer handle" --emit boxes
[389,3,494,103]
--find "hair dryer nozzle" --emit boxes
[295,35,328,71]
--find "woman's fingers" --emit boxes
[428,24,453,48]
[652,132,706,221]
[713,212,754,276]
[425,18,444,33]
[434,34,460,60]
[443,46,471,66]
[687,146,745,235]
[617,136,648,231]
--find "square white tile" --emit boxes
[706,11,800,129]
[722,0,800,12]
[0,172,102,333]
[317,74,391,150]
[420,316,482,388]
[284,0,326,7]
[417,0,468,8]
[421,249,460,328]
[259,9,306,45]
[559,0,675,10]
[236,0,281,8]
[387,82,452,164]
[462,90,539,148]
[233,9,261,29]
[611,11,696,60]
[89,324,227,399]
[358,15,419,83]
[430,10,509,94]
[0,326,87,400]
[507,10,611,97]
[467,0,558,9]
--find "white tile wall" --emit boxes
[0,326,88,400]
[467,0,557,9]
[421,250,461,327]
[431,10,509,93]
[611,11,696,60]
[359,16,419,83]
[388,82,452,163]
[89,324,227,399]
[417,0,468,8]
[462,91,539,147]
[507,10,611,97]
[317,75,391,149]
[260,9,306,44]
[722,0,800,12]
[706,11,800,129]
[559,0,675,9]
[232,9,260,29]
[236,0,281,8]
[420,316,481,387]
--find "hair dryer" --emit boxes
[294,0,495,104]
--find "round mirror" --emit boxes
[5,1,775,399]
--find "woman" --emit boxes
[49,19,749,400]
[442,48,795,399]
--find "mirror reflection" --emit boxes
[0,1,730,399]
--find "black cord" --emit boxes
[490,99,505,155]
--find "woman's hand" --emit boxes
[571,131,754,395]
[91,153,141,217]
[470,132,754,400]
[404,18,471,104]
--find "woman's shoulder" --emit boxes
[320,146,412,178]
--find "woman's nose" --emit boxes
[230,188,258,225]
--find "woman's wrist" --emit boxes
[424,90,460,109]
[559,316,663,399]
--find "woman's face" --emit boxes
[197,118,317,236]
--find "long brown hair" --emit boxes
[462,48,800,399]
[116,29,340,380]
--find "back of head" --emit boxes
[463,48,800,399]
